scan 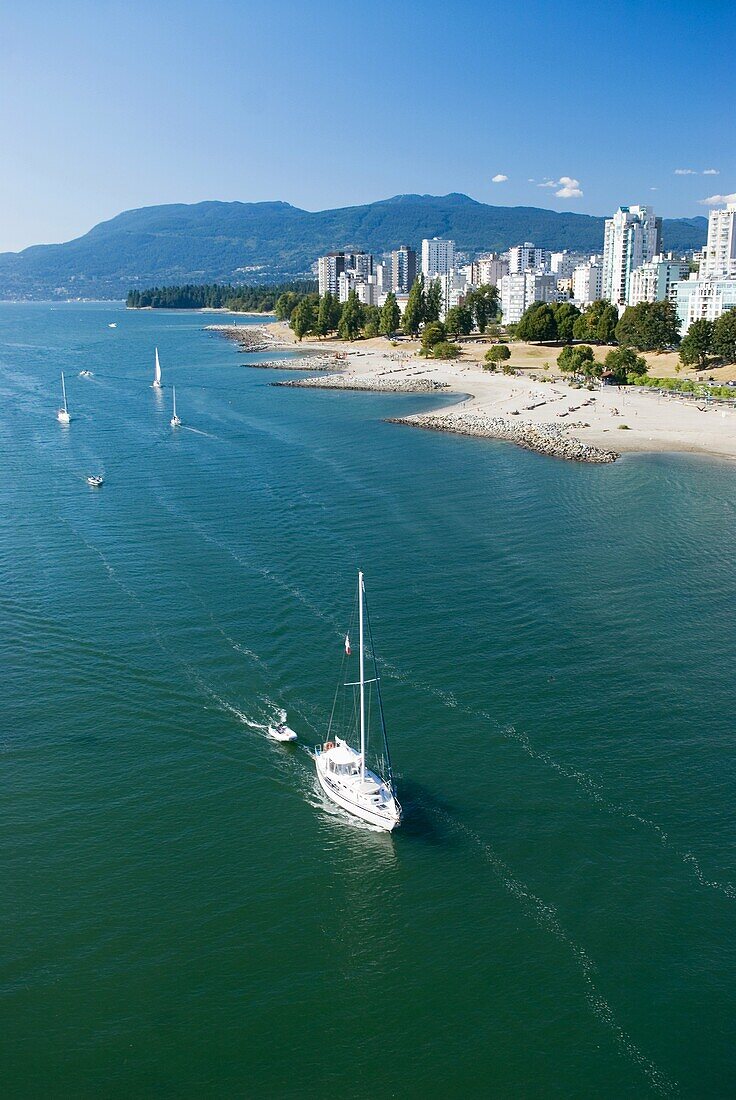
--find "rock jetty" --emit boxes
[204,324,274,353]
[273,375,449,394]
[387,412,619,463]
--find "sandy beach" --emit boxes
[209,321,736,464]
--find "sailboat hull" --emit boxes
[315,754,401,831]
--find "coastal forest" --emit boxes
[126,281,317,312]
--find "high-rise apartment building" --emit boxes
[699,204,736,279]
[627,254,690,307]
[391,245,417,293]
[508,243,551,274]
[500,272,558,324]
[317,252,346,297]
[602,205,662,307]
[572,260,603,306]
[421,238,455,277]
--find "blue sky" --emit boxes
[1,0,734,252]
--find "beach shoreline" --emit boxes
[207,321,736,464]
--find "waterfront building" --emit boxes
[602,205,662,307]
[500,272,558,324]
[627,254,690,307]
[375,261,392,294]
[675,275,736,333]
[433,269,469,318]
[699,203,736,279]
[421,237,455,278]
[572,259,603,306]
[317,252,346,297]
[508,243,551,274]
[550,250,586,279]
[391,245,417,293]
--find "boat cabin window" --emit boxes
[328,761,358,776]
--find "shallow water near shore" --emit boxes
[1,301,735,1097]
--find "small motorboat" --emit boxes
[86,475,104,488]
[79,370,93,378]
[268,721,298,743]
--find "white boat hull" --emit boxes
[268,725,297,743]
[315,755,400,831]
[57,410,70,424]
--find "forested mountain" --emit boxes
[0,193,708,300]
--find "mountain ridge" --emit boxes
[0,194,708,300]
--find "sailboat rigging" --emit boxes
[170,385,181,428]
[314,571,401,831]
[57,372,70,424]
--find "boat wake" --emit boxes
[428,806,676,1096]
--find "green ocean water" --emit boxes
[1,302,735,1098]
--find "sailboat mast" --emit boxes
[61,372,68,412]
[358,570,366,781]
[172,386,176,417]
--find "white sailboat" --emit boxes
[152,347,162,389]
[314,571,401,831]
[170,385,181,428]
[57,372,71,424]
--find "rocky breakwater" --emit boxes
[204,324,275,353]
[387,411,619,463]
[273,374,450,394]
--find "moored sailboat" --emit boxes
[57,372,71,424]
[314,571,401,831]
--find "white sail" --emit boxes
[57,372,70,423]
[170,385,181,427]
[61,372,68,413]
[153,347,162,387]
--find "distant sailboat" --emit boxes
[108,322,117,329]
[170,385,181,428]
[314,571,401,831]
[152,347,162,389]
[57,372,71,424]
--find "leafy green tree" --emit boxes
[380,292,401,337]
[425,278,442,323]
[558,344,598,377]
[431,341,461,360]
[465,285,500,334]
[337,290,364,341]
[679,319,714,369]
[712,307,736,363]
[445,305,473,337]
[291,295,318,340]
[572,299,618,343]
[551,301,581,344]
[603,346,648,383]
[316,292,336,337]
[484,345,511,369]
[420,321,447,354]
[402,276,425,336]
[616,300,680,351]
[362,305,381,338]
[516,302,557,342]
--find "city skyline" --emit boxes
[1,0,734,252]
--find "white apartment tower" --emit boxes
[500,272,558,325]
[572,260,603,306]
[508,243,551,274]
[317,252,346,297]
[627,254,690,307]
[421,238,455,278]
[699,203,736,279]
[391,245,417,293]
[602,205,662,307]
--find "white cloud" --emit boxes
[650,187,658,191]
[555,176,583,198]
[700,193,736,206]
[491,173,508,183]
[527,178,535,182]
[703,168,719,175]
[537,175,582,197]
[675,168,697,175]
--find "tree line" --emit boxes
[126,281,317,311]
